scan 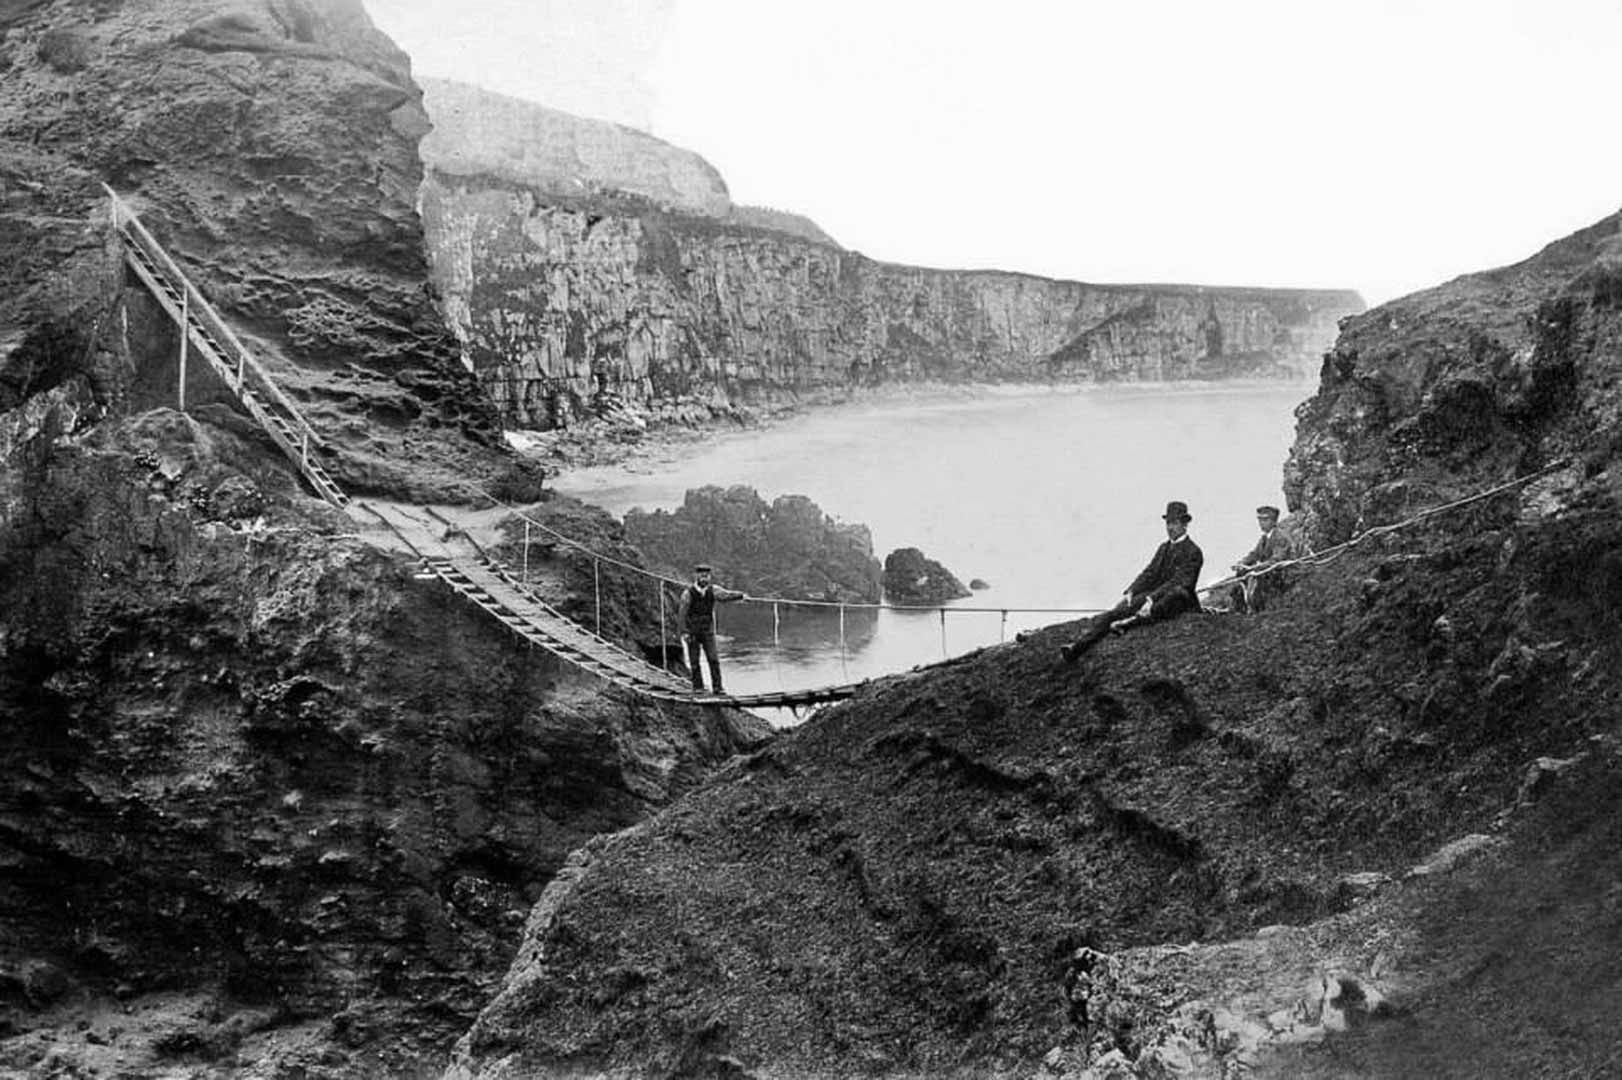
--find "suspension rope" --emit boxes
[1197,458,1568,597]
[838,604,848,681]
[457,457,1568,628]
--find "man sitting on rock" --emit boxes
[677,563,749,694]
[1060,501,1204,662]
[1227,504,1305,613]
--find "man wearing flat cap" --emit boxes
[1060,500,1204,662]
[1227,505,1304,613]
[676,563,748,693]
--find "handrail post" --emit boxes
[177,291,188,413]
[659,582,668,670]
[522,521,531,585]
[300,429,309,468]
[594,558,602,635]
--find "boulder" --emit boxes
[625,485,881,603]
[883,547,971,605]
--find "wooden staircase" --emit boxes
[105,185,348,508]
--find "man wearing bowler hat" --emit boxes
[676,563,748,693]
[1060,500,1204,662]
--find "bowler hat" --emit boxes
[1162,501,1192,523]
[1255,505,1281,518]
[694,563,712,573]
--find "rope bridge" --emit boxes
[104,184,1568,711]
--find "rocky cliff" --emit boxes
[0,0,516,500]
[444,212,1622,1079]
[415,81,1365,431]
[0,408,768,1077]
[0,3,771,1076]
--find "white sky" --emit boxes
[367,0,1622,306]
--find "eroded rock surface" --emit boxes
[0,409,769,1076]
[0,0,508,501]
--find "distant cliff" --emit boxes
[416,80,1365,431]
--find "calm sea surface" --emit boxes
[554,382,1313,714]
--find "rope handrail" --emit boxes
[1196,458,1570,596]
[103,184,326,452]
[463,456,1570,622]
[455,480,1106,616]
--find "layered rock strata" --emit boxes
[416,81,1365,431]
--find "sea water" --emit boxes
[554,381,1313,713]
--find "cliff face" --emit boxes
[1286,210,1622,545]
[415,83,1364,430]
[0,0,508,499]
[445,212,1622,1080]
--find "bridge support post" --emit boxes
[177,291,188,413]
[659,582,667,670]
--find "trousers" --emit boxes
[685,627,723,692]
[1065,589,1198,658]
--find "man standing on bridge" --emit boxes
[1060,501,1204,662]
[677,564,749,694]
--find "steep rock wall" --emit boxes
[415,86,1363,430]
[445,211,1622,1079]
[0,0,509,499]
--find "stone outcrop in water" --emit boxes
[882,546,971,605]
[415,80,1365,431]
[624,484,882,603]
[0,0,513,501]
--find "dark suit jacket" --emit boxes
[1127,536,1205,604]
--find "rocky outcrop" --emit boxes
[882,546,970,605]
[0,0,510,501]
[1285,211,1622,546]
[624,484,882,603]
[0,407,769,1076]
[415,81,1365,431]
